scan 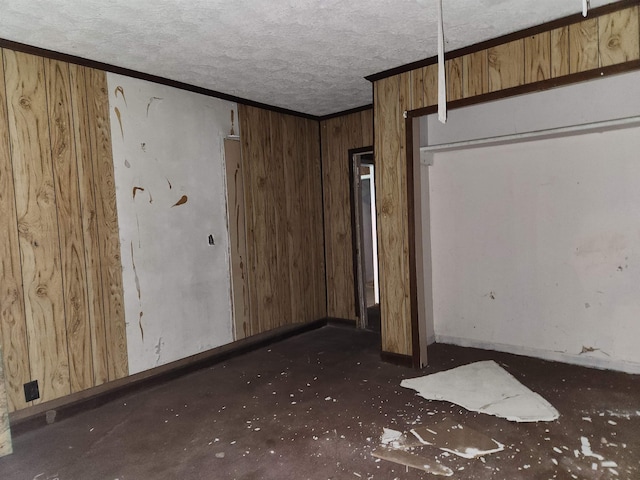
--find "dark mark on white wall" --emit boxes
[114,107,124,139]
[141,142,146,152]
[172,195,188,207]
[579,346,610,356]
[166,178,172,189]
[146,96,163,117]
[124,159,131,168]
[114,85,127,106]
[132,186,145,199]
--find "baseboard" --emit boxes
[10,318,328,435]
[326,317,357,328]
[435,335,640,375]
[380,351,413,367]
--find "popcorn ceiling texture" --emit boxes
[0,0,617,116]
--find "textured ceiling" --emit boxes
[0,0,618,116]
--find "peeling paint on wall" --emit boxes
[172,195,188,207]
[108,72,235,375]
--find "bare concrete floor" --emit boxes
[1,324,639,479]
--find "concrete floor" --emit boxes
[1,324,639,479]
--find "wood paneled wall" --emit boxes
[320,109,373,321]
[238,105,326,335]
[0,49,127,412]
[373,3,640,357]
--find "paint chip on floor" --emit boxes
[400,361,559,422]
[410,418,505,459]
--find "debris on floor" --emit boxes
[373,417,504,475]
[400,360,559,422]
[410,418,504,459]
[371,447,454,476]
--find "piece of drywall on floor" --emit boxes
[108,73,236,374]
[428,126,640,373]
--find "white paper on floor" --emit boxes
[401,360,559,422]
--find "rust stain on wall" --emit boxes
[114,85,127,106]
[132,186,145,199]
[114,107,124,139]
[172,195,188,207]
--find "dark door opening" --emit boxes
[350,148,380,331]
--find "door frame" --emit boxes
[349,146,375,329]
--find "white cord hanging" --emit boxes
[437,0,447,123]
[582,0,589,17]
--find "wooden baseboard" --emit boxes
[380,351,413,367]
[10,318,328,436]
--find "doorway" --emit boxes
[350,147,380,331]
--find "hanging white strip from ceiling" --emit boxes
[437,0,447,123]
[582,0,589,16]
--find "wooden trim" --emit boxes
[319,104,373,121]
[9,318,329,434]
[366,0,638,82]
[404,117,421,369]
[407,60,640,119]
[380,351,413,367]
[0,38,318,121]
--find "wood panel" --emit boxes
[410,67,425,110]
[306,118,326,320]
[446,57,463,101]
[488,39,525,92]
[45,59,93,393]
[224,138,250,340]
[569,18,599,73]
[320,109,373,321]
[462,50,488,98]
[283,114,303,325]
[4,50,70,403]
[69,64,109,386]
[238,105,325,334]
[423,64,438,107]
[0,348,12,457]
[524,32,551,83]
[599,6,640,67]
[84,68,128,380]
[0,49,31,412]
[374,76,411,355]
[321,115,356,320]
[551,27,570,78]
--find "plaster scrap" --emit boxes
[380,428,402,446]
[172,195,188,207]
[114,106,124,139]
[371,448,453,476]
[580,437,604,461]
[410,418,504,459]
[579,346,610,356]
[401,360,559,422]
[114,85,127,105]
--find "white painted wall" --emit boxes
[108,73,236,374]
[421,71,640,373]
